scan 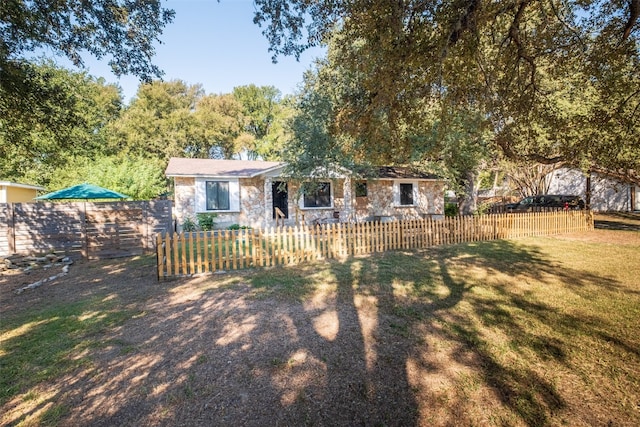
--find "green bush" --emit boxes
[181,216,197,232]
[445,203,459,217]
[228,224,251,230]
[474,202,492,216]
[196,213,217,231]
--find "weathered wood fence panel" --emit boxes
[157,211,594,279]
[0,204,11,256]
[0,200,173,259]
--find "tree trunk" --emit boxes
[458,170,479,215]
[585,172,592,210]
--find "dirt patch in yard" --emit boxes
[2,258,423,426]
[1,220,638,427]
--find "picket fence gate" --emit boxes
[156,210,594,279]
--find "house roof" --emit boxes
[376,166,442,180]
[0,181,45,191]
[165,158,285,178]
[165,158,443,181]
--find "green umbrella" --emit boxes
[36,183,129,200]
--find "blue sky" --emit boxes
[55,0,324,102]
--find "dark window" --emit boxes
[400,183,414,205]
[206,181,230,210]
[355,181,368,197]
[303,182,331,208]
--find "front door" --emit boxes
[272,181,288,219]
[635,186,640,211]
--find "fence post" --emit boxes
[8,203,16,254]
[156,233,163,281]
[81,202,88,259]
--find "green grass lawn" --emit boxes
[247,234,640,425]
[2,230,639,426]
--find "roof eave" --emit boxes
[0,181,46,191]
[255,164,286,177]
[375,177,445,182]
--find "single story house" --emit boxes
[546,168,640,212]
[0,181,45,203]
[165,158,445,229]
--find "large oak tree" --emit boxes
[255,0,640,181]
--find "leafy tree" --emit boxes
[0,61,122,185]
[285,35,494,213]
[194,93,253,159]
[49,156,167,200]
[254,0,640,180]
[1,1,174,170]
[420,109,493,214]
[1,1,174,82]
[232,85,293,160]
[107,80,204,160]
[233,85,281,140]
[284,66,343,177]
[109,82,266,161]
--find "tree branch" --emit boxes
[623,0,639,40]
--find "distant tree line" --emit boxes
[0,62,294,199]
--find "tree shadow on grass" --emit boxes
[372,247,566,426]
[356,240,634,426]
[1,240,637,426]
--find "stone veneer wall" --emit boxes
[354,180,444,221]
[420,181,445,217]
[196,178,265,229]
[365,181,395,218]
[174,177,266,230]
[238,177,266,228]
[173,177,196,227]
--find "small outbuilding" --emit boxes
[0,181,45,203]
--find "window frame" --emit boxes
[195,177,240,212]
[301,181,333,209]
[400,183,414,205]
[205,180,230,211]
[355,181,368,198]
[393,180,418,207]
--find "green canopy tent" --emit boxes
[35,184,130,259]
[36,183,129,200]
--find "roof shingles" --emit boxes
[165,158,442,181]
[165,158,284,178]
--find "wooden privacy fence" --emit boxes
[0,200,173,259]
[156,210,594,279]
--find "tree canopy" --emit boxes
[106,80,205,160]
[232,85,293,160]
[0,61,122,184]
[1,0,174,182]
[285,36,493,213]
[1,0,174,81]
[255,0,640,180]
